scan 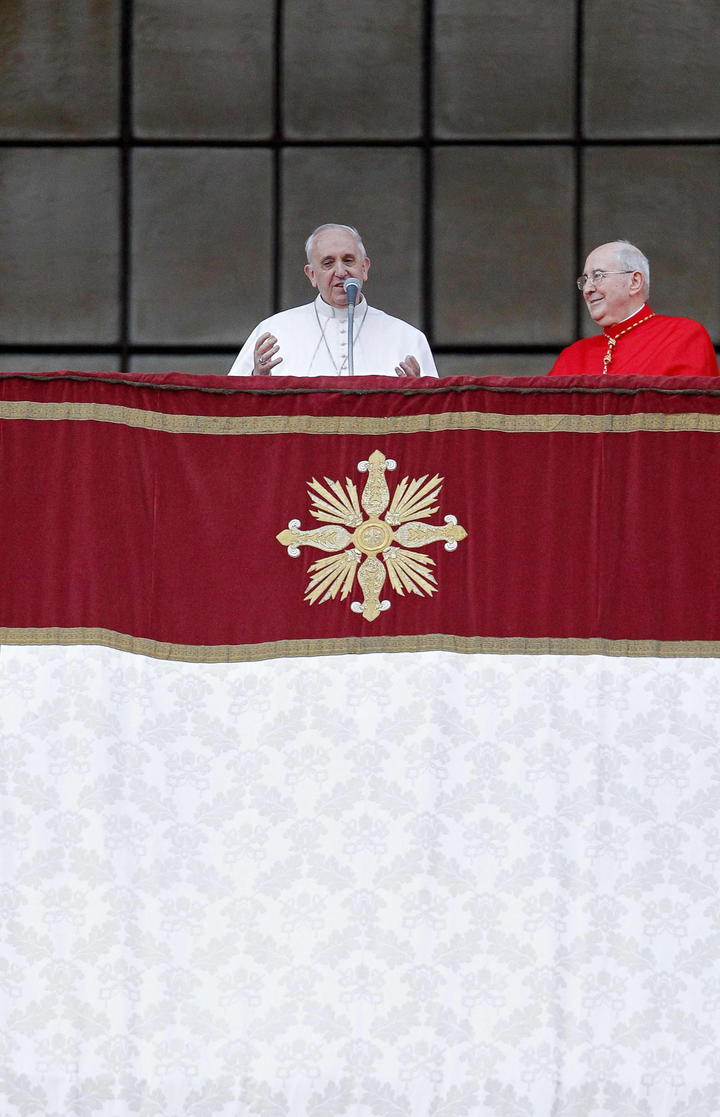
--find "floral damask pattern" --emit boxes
[1,646,719,1116]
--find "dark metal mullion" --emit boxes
[420,0,434,342]
[270,0,284,314]
[0,342,564,358]
[118,0,134,373]
[572,0,585,340]
[0,344,125,355]
[4,136,719,150]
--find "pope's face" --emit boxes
[304,228,370,309]
[580,244,640,327]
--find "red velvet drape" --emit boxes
[2,371,720,658]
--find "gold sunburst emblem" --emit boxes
[276,450,467,622]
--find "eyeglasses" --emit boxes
[576,270,634,291]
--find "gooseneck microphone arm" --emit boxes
[343,277,361,375]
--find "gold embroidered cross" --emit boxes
[277,450,467,622]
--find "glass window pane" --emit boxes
[0,0,119,138]
[0,149,119,343]
[435,0,575,139]
[283,0,421,139]
[134,0,274,139]
[131,149,273,345]
[584,0,720,138]
[433,147,574,346]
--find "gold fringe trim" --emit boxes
[1,627,719,663]
[3,399,720,436]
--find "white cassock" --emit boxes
[228,294,439,377]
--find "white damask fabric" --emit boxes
[1,645,720,1116]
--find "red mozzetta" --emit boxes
[549,305,719,377]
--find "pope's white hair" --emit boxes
[611,240,650,295]
[305,223,367,263]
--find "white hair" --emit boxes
[612,240,650,295]
[304,223,367,263]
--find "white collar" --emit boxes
[314,293,367,321]
[618,302,646,324]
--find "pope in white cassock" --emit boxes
[228,223,439,378]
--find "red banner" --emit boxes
[3,370,720,660]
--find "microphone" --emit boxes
[343,278,361,375]
[343,276,361,305]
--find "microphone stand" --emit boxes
[347,298,355,376]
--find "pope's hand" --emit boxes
[252,332,283,375]
[395,355,421,377]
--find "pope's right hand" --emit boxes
[252,333,283,375]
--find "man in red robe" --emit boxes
[548,240,719,377]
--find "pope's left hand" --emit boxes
[395,355,422,377]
